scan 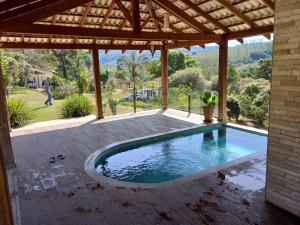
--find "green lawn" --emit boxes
[9,87,65,123]
[8,87,161,124]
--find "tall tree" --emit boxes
[117,52,147,113]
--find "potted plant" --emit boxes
[200,91,217,122]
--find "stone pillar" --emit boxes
[266,0,300,217]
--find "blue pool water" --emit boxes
[95,125,267,183]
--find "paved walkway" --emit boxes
[10,109,300,225]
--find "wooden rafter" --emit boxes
[226,25,273,39]
[145,0,161,32]
[0,0,92,23]
[80,2,93,26]
[184,0,230,33]
[0,0,36,12]
[115,0,133,26]
[216,0,257,28]
[100,0,116,28]
[141,16,151,30]
[152,0,212,33]
[132,0,141,32]
[261,0,275,11]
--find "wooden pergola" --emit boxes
[0,0,274,224]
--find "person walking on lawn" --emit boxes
[44,77,53,106]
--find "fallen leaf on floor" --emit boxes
[203,214,215,225]
[158,211,172,221]
[241,198,250,207]
[217,171,226,180]
[87,182,104,191]
[67,192,75,197]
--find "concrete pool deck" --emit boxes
[9,109,300,225]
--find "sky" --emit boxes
[207,34,274,47]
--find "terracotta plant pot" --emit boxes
[202,106,214,122]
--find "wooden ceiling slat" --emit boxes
[152,0,212,33]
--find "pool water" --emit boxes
[95,125,267,183]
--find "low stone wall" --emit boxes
[266,0,300,217]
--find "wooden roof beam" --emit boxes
[261,0,275,11]
[216,0,257,28]
[99,0,116,28]
[79,2,93,26]
[0,42,151,50]
[132,0,141,32]
[115,0,133,26]
[0,0,92,23]
[0,0,36,12]
[141,16,151,30]
[145,0,161,32]
[226,25,273,40]
[0,22,222,41]
[152,0,212,33]
[184,0,230,33]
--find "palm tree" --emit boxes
[118,52,147,113]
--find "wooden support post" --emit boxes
[0,143,14,225]
[92,48,104,119]
[218,37,228,122]
[161,46,168,110]
[0,61,15,168]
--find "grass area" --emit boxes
[8,87,161,124]
[9,87,65,123]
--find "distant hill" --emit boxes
[99,41,273,66]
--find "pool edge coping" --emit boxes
[84,122,268,189]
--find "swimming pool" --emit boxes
[88,124,267,185]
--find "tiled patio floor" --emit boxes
[10,109,300,225]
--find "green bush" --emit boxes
[7,98,33,128]
[108,98,118,115]
[62,94,93,118]
[169,67,206,91]
[52,78,77,100]
[227,96,241,122]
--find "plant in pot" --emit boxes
[200,91,217,122]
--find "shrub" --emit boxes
[169,67,206,92]
[52,79,77,100]
[7,98,33,128]
[108,98,118,115]
[62,94,93,118]
[227,96,241,122]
